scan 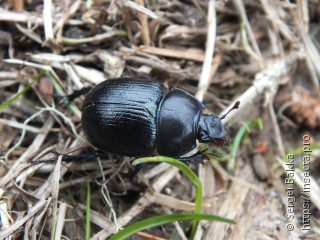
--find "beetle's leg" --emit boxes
[31,150,108,163]
[60,150,109,162]
[176,151,210,165]
[126,163,145,179]
[58,87,92,104]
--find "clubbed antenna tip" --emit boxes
[220,101,240,120]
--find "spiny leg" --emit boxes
[176,151,210,165]
[58,87,92,104]
[126,163,145,179]
[31,149,109,163]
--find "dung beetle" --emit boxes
[80,77,239,163]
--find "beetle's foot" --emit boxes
[176,151,210,165]
[125,163,145,179]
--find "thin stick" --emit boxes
[220,51,302,123]
[195,0,216,102]
[43,0,54,41]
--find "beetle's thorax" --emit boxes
[156,88,204,157]
[198,114,230,147]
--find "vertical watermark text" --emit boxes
[301,135,311,231]
[285,153,295,231]
[284,134,312,232]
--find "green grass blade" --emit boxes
[109,213,235,240]
[0,70,45,112]
[133,156,203,238]
[228,118,263,171]
[133,156,202,214]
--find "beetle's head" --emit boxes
[198,114,230,147]
[197,101,240,147]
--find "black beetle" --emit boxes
[80,78,239,163]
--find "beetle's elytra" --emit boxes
[81,78,235,162]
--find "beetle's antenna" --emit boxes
[220,101,240,120]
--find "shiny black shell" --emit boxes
[81,78,206,158]
[157,89,204,157]
[81,78,164,156]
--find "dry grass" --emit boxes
[0,0,320,239]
